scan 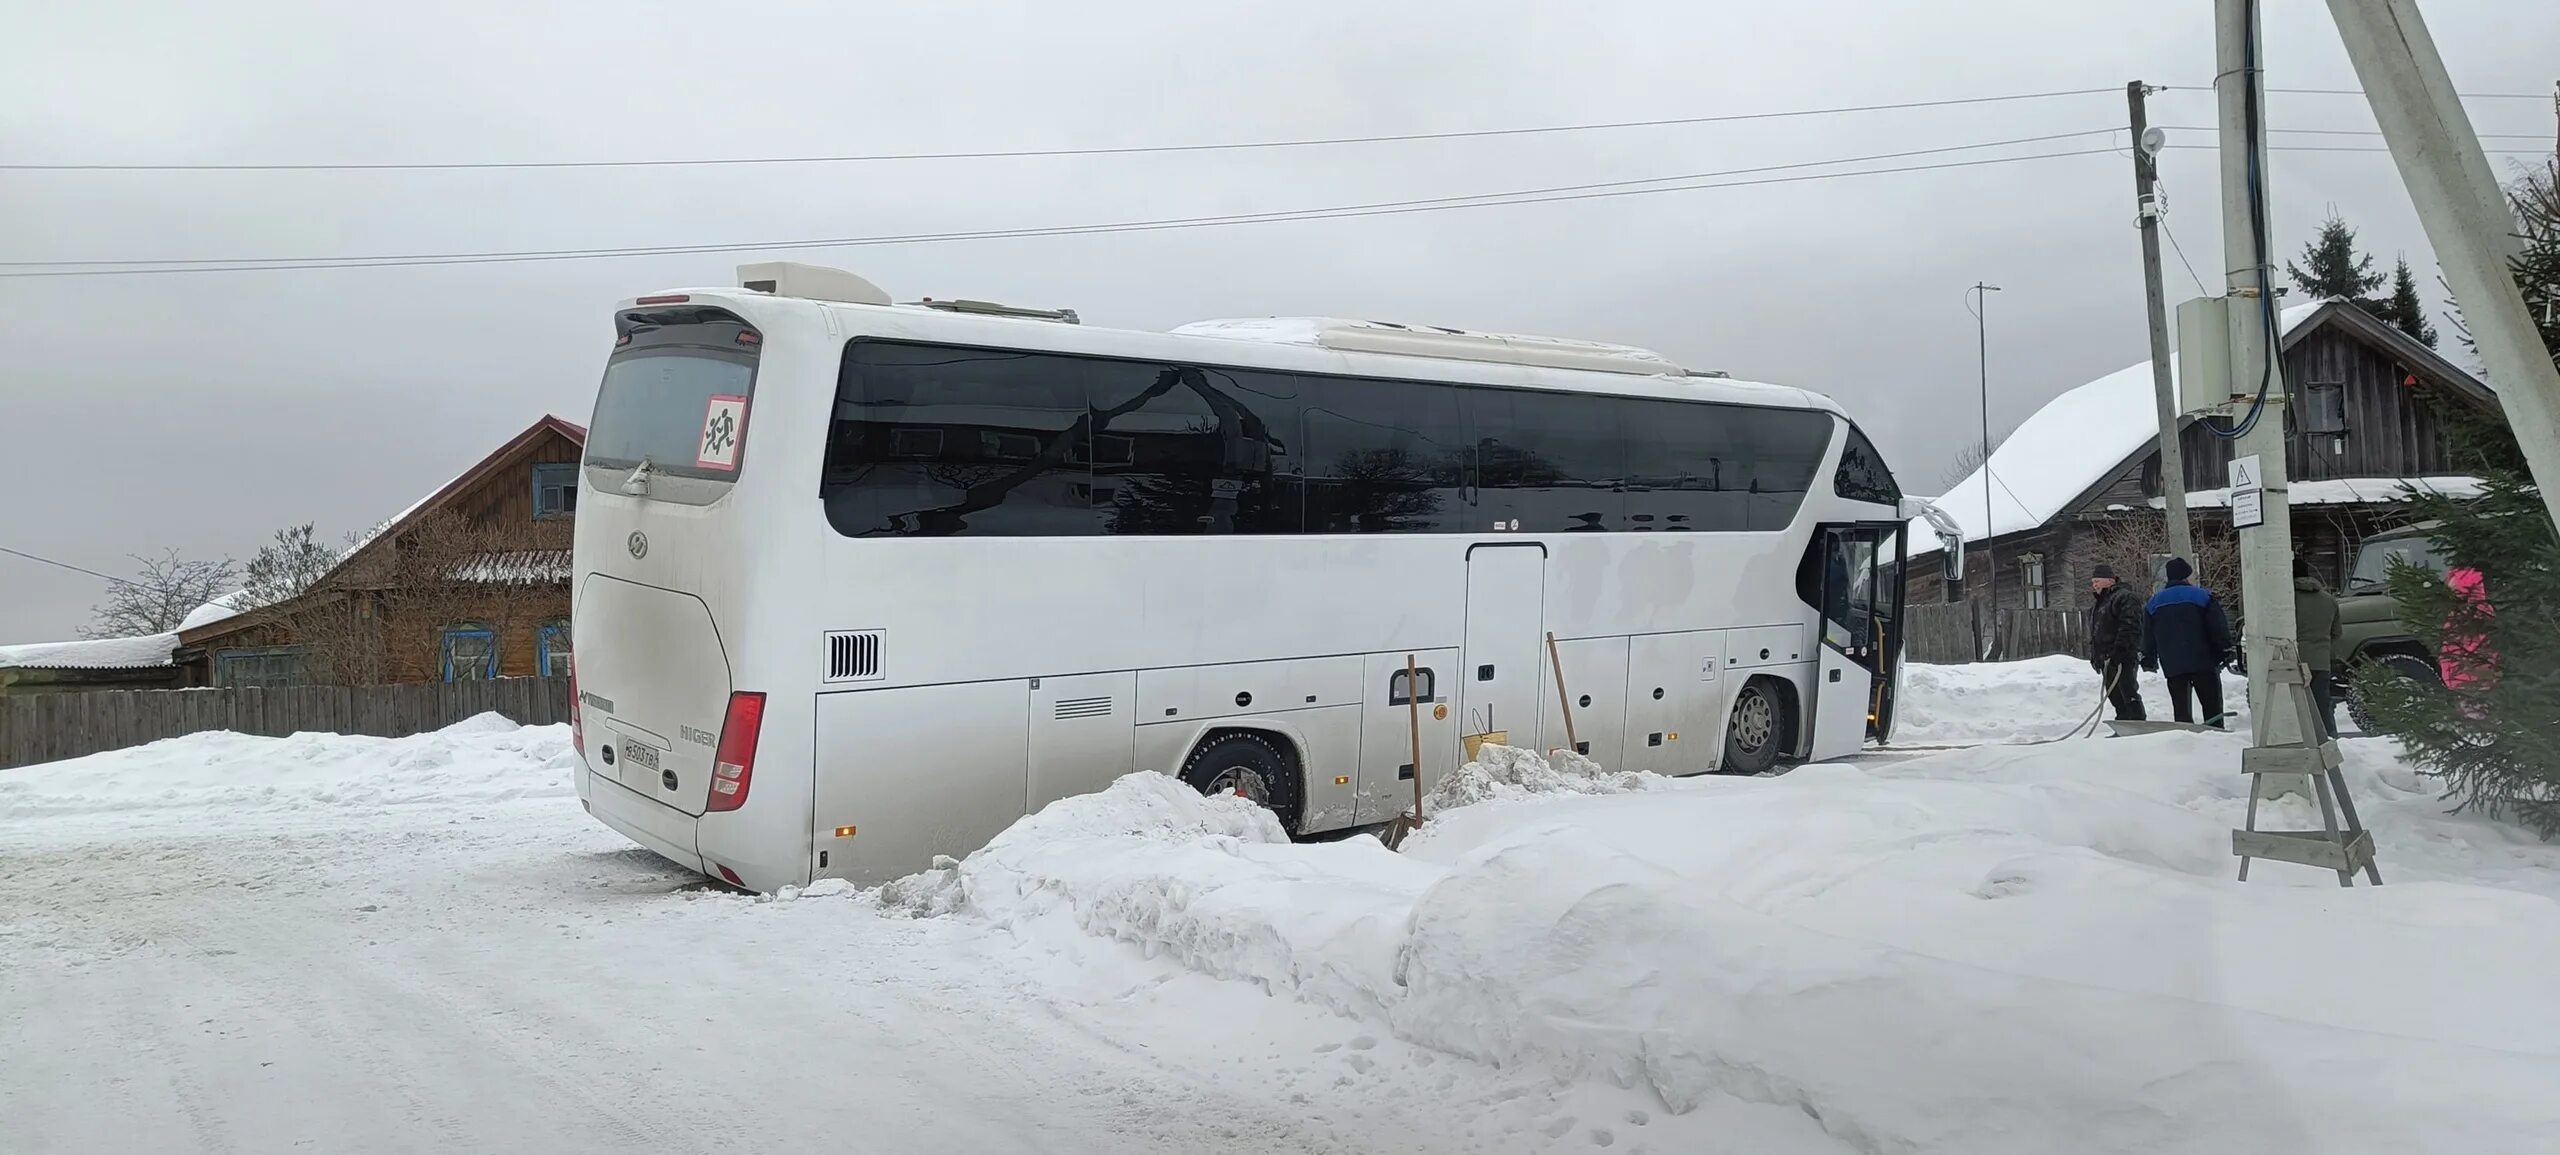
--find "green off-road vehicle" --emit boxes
[2337,522,2448,732]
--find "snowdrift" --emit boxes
[0,714,575,820]
[893,736,2560,1154]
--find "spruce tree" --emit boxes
[2286,211,2385,302]
[2380,255,2440,348]
[2356,157,2560,837]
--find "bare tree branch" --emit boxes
[82,550,236,638]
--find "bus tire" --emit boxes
[1180,731,1304,833]
[1722,678,1786,776]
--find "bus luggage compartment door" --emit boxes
[1459,544,1547,753]
[814,681,1029,882]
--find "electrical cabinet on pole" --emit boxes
[2324,0,2560,538]
[2128,81,2197,568]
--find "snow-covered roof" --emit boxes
[0,632,179,670]
[177,590,253,632]
[2156,476,2484,509]
[447,550,573,585]
[1913,299,2331,556]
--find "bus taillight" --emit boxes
[706,691,767,812]
[569,657,585,757]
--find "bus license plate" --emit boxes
[620,740,660,771]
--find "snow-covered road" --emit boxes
[12,660,2560,1154]
[0,728,1824,1155]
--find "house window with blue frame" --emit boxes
[441,625,499,681]
[215,646,308,689]
[532,462,578,520]
[536,622,572,678]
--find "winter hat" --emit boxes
[2293,557,2312,579]
[2091,564,2118,580]
[2166,557,2194,582]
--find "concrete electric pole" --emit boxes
[2323,0,2560,539]
[2213,0,2308,752]
[2128,81,2197,568]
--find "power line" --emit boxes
[1,134,2128,278]
[2172,142,2552,155]
[2160,84,2552,100]
[2161,124,2553,140]
[0,545,133,586]
[0,86,2127,173]
[2160,218,2212,297]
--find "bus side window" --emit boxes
[1388,667,1436,706]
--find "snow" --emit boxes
[2162,475,2484,508]
[13,659,2559,1154]
[0,712,576,821]
[0,630,177,670]
[1915,298,2333,555]
[883,666,2560,1154]
[1173,316,1686,368]
[1892,654,2251,745]
[2,717,1814,1152]
[447,548,574,584]
[177,588,253,631]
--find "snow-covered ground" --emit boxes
[7,661,2558,1153]
[1893,654,2253,745]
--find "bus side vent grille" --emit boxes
[1053,696,1114,720]
[823,630,884,682]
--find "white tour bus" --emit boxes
[570,262,1964,891]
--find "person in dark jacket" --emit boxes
[2086,564,2147,721]
[2141,557,2234,728]
[2294,557,2342,737]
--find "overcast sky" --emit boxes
[3,0,2554,641]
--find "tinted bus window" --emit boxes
[826,339,1857,538]
[1833,423,1901,506]
[1300,375,1467,534]
[825,344,1096,537]
[590,309,760,486]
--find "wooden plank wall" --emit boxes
[0,677,571,770]
[1905,605,2085,666]
[1905,603,1981,665]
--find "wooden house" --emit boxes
[1905,299,2502,610]
[176,416,586,687]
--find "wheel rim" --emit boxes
[1733,692,1775,753]
[1207,766,1273,807]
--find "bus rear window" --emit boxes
[588,311,760,485]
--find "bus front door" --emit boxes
[1806,524,1901,761]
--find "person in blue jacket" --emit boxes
[2140,556,2234,728]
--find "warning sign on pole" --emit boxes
[2228,454,2264,529]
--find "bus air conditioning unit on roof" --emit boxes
[737,262,892,306]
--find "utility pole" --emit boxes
[2129,81,2197,569]
[1968,281,2002,657]
[2323,0,2560,539]
[2214,0,2307,752]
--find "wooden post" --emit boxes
[1543,632,1579,754]
[1405,653,1424,821]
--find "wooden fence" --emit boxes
[0,677,572,770]
[1903,604,2087,666]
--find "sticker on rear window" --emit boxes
[697,394,748,471]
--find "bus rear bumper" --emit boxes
[583,769,706,876]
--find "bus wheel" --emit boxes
[1180,731,1304,833]
[1722,679,1785,776]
